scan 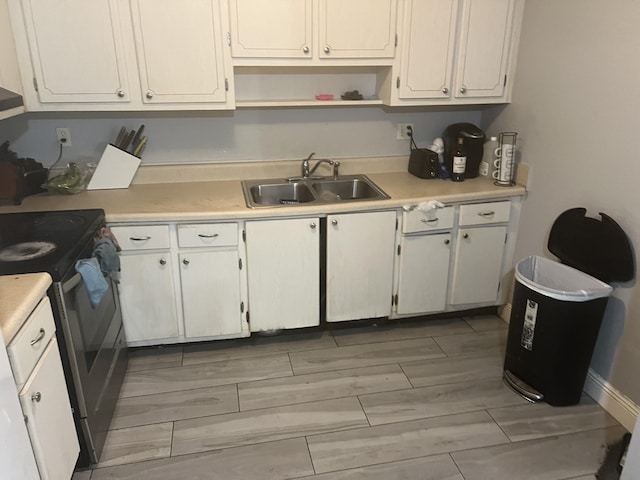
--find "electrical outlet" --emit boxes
[396,123,414,140]
[56,128,72,147]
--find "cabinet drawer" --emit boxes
[403,206,454,233]
[458,201,511,226]
[177,223,238,248]
[7,296,56,389]
[110,225,170,250]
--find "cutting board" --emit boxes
[87,144,140,190]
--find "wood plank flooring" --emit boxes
[74,315,623,480]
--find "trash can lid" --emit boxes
[548,208,634,284]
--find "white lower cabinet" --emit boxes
[19,338,79,480]
[396,232,452,315]
[118,252,179,342]
[326,211,396,322]
[245,217,320,331]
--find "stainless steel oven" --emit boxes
[0,209,128,467]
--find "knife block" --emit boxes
[87,144,141,190]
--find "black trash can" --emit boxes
[504,208,634,406]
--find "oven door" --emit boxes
[56,271,127,464]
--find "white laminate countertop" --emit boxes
[0,273,52,345]
[0,171,526,223]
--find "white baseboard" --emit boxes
[583,369,638,432]
[501,302,638,431]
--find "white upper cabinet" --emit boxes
[131,0,231,105]
[318,0,397,59]
[229,0,396,62]
[454,0,516,98]
[15,0,131,104]
[229,0,313,58]
[392,0,523,105]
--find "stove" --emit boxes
[0,208,127,467]
[0,209,104,281]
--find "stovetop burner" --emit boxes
[0,241,57,262]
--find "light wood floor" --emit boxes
[73,314,623,480]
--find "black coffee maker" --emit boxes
[442,123,486,178]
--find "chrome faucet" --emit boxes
[301,153,340,180]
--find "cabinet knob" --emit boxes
[459,85,467,94]
[310,222,317,229]
[444,239,450,245]
[463,233,469,239]
[324,46,331,54]
[117,90,126,98]
[146,91,154,99]
[441,87,449,94]
[159,258,167,266]
[31,392,42,403]
[183,258,190,265]
[302,45,309,54]
[331,219,338,226]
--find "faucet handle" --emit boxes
[333,161,340,180]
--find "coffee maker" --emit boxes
[442,123,486,178]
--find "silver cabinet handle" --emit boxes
[463,233,469,239]
[159,258,167,266]
[310,222,317,229]
[302,45,309,54]
[117,90,126,98]
[146,91,154,99]
[331,219,338,226]
[421,218,438,223]
[198,233,219,238]
[324,46,331,54]
[30,328,46,346]
[441,87,449,94]
[478,211,495,217]
[31,392,41,402]
[130,236,151,241]
[460,85,467,94]
[183,258,190,265]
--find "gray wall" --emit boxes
[1,108,480,167]
[483,0,640,404]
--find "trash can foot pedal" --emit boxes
[503,370,544,403]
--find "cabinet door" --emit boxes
[130,0,229,104]
[397,0,458,99]
[180,250,243,338]
[450,226,507,305]
[19,338,79,480]
[318,0,397,59]
[19,0,130,103]
[326,211,396,322]
[229,0,312,58]
[454,0,516,98]
[246,218,320,331]
[119,253,179,343]
[397,233,452,315]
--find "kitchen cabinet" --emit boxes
[0,0,24,120]
[326,211,396,322]
[9,0,234,110]
[177,223,245,339]
[449,201,511,305]
[395,207,455,315]
[245,217,320,332]
[111,225,180,343]
[6,295,79,480]
[392,0,523,105]
[229,0,396,61]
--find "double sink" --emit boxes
[242,174,390,208]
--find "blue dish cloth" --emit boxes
[94,237,121,277]
[75,258,108,309]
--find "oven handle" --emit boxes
[62,273,83,294]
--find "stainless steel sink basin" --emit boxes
[242,175,389,208]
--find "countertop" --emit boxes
[0,273,52,345]
[0,170,526,223]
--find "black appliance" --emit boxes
[0,209,128,467]
[442,123,486,178]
